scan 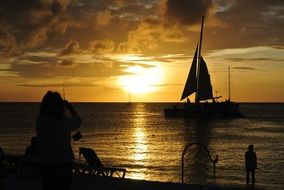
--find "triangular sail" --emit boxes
[180,46,198,101]
[196,56,213,101]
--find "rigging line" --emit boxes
[208,50,218,99]
[62,83,65,100]
[228,66,231,101]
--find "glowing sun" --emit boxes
[118,65,162,94]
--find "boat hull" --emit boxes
[164,101,243,118]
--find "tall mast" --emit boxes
[228,66,231,102]
[62,83,66,100]
[128,87,131,103]
[195,16,205,103]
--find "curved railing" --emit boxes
[181,142,218,183]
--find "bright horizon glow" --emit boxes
[0,46,283,102]
[117,54,164,95]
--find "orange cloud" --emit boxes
[89,39,115,54]
[93,10,113,29]
[60,39,81,55]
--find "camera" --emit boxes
[72,131,82,141]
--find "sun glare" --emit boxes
[117,54,163,95]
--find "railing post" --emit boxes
[181,143,218,184]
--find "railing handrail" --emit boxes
[181,142,218,183]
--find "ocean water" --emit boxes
[0,103,283,189]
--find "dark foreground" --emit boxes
[0,175,264,190]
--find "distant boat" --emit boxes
[165,16,243,118]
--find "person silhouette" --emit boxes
[245,144,257,186]
[36,91,82,190]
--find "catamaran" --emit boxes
[164,16,243,118]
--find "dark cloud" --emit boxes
[226,58,284,62]
[0,0,179,57]
[272,45,284,50]
[89,39,115,54]
[59,40,80,55]
[18,82,97,87]
[232,67,256,71]
[5,51,157,79]
[0,28,20,57]
[51,0,66,15]
[165,0,213,25]
[0,0,283,74]
[112,3,150,21]
[60,59,75,67]
[8,60,128,79]
[211,0,284,49]
[25,55,57,64]
[0,0,69,55]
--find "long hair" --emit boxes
[40,91,64,119]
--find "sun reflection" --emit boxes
[133,127,148,161]
[129,104,149,180]
[130,169,147,180]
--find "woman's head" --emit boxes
[40,91,64,119]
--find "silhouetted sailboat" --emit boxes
[165,16,242,118]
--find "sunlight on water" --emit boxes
[128,104,149,180]
[130,169,147,180]
[132,127,148,162]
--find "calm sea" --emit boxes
[0,103,283,189]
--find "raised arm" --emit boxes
[64,100,82,130]
[64,100,81,119]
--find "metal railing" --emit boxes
[181,142,218,183]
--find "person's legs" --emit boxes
[251,169,255,185]
[246,169,250,185]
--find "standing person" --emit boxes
[36,91,82,190]
[245,144,257,186]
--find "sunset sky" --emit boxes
[0,0,283,102]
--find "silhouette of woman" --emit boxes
[36,91,82,190]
